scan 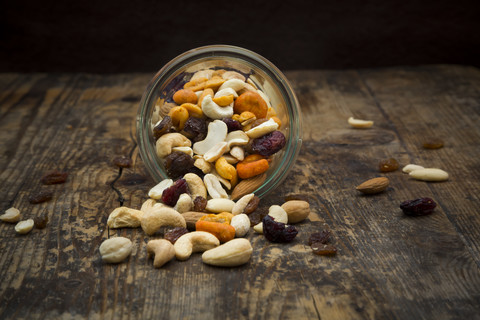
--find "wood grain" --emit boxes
[1,66,480,319]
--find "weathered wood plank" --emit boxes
[1,66,480,319]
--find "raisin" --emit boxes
[29,191,53,204]
[164,151,194,179]
[251,130,286,156]
[423,138,444,149]
[311,243,337,256]
[40,170,68,185]
[34,215,48,229]
[162,178,188,206]
[262,215,298,243]
[378,158,399,172]
[112,156,132,168]
[182,117,207,142]
[308,230,331,246]
[244,196,260,215]
[400,197,437,216]
[164,227,189,244]
[193,196,207,212]
[222,118,242,132]
[284,194,309,202]
[153,116,174,140]
[248,207,268,226]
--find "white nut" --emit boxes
[229,146,245,161]
[203,141,229,162]
[348,117,374,128]
[107,207,144,228]
[402,164,425,173]
[223,154,240,164]
[172,146,193,157]
[141,199,168,214]
[202,238,253,267]
[217,79,246,92]
[226,130,249,149]
[232,193,255,215]
[184,173,207,199]
[245,118,279,139]
[230,214,251,237]
[194,157,213,173]
[174,231,220,261]
[212,170,232,190]
[201,95,234,120]
[193,120,228,155]
[204,174,228,199]
[1,207,21,223]
[174,193,192,213]
[409,168,449,181]
[140,207,186,236]
[206,198,236,213]
[147,239,176,268]
[156,133,192,158]
[148,179,174,200]
[221,71,246,82]
[15,219,34,234]
[191,69,214,80]
[253,205,288,234]
[99,237,133,264]
[215,88,239,99]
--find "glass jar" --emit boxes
[136,45,302,199]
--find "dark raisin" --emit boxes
[40,170,68,185]
[248,207,268,226]
[193,196,207,212]
[423,138,444,149]
[222,118,242,132]
[400,197,437,216]
[378,158,399,172]
[29,191,53,204]
[262,215,298,243]
[284,194,309,202]
[243,196,260,215]
[112,156,132,168]
[186,166,205,179]
[251,130,286,156]
[153,116,174,140]
[308,230,331,245]
[164,151,195,179]
[182,117,207,142]
[164,227,189,244]
[311,243,337,256]
[162,179,189,206]
[34,215,48,229]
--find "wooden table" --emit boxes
[1,65,479,319]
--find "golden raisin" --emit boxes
[378,158,399,172]
[423,138,444,149]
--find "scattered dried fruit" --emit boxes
[262,215,298,243]
[29,191,53,204]
[164,227,189,244]
[33,215,48,229]
[193,196,208,212]
[308,230,331,245]
[40,170,68,184]
[243,196,260,215]
[112,156,132,168]
[161,179,189,206]
[400,197,437,216]
[423,138,444,149]
[311,243,337,256]
[378,158,399,172]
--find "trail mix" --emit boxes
[151,68,287,199]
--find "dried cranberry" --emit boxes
[251,131,286,156]
[182,117,207,142]
[153,116,174,140]
[308,230,331,245]
[222,118,242,132]
[311,243,337,256]
[164,151,194,179]
[40,170,68,184]
[193,196,207,212]
[400,197,437,216]
[262,215,298,243]
[162,179,188,206]
[164,227,189,244]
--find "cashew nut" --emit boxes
[99,237,132,264]
[217,79,246,92]
[253,205,288,234]
[107,207,144,228]
[232,193,255,215]
[204,141,229,162]
[193,120,228,155]
[215,87,239,99]
[174,231,220,261]
[204,174,228,199]
[230,214,251,237]
[194,157,213,174]
[156,133,192,158]
[206,198,235,213]
[0,207,21,223]
[15,219,34,234]
[141,199,168,214]
[223,154,240,164]
[226,130,249,149]
[202,238,252,267]
[172,146,193,157]
[147,239,176,268]
[221,71,246,82]
[191,69,214,81]
[245,118,279,139]
[140,207,186,236]
[148,179,174,200]
[184,173,207,199]
[201,95,234,120]
[230,146,245,161]
[174,193,192,213]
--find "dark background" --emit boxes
[1,0,479,73]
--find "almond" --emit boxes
[181,211,208,230]
[230,173,267,200]
[356,177,389,194]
